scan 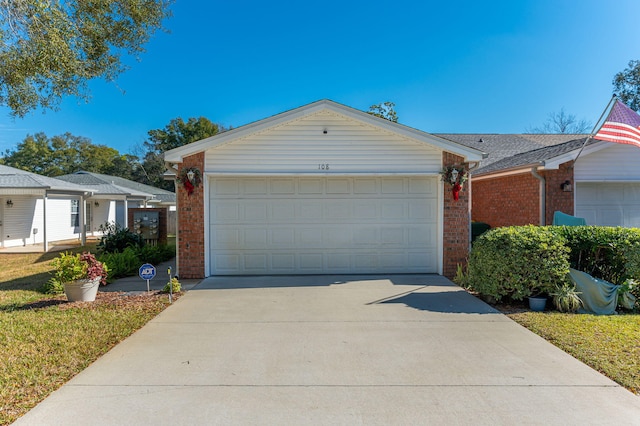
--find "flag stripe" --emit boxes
[595,121,640,147]
[593,100,640,148]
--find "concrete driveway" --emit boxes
[16,275,640,425]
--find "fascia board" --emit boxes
[472,163,543,181]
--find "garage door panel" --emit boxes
[210,176,438,274]
[625,210,640,228]
[576,183,640,227]
[353,178,377,194]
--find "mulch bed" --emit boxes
[15,291,182,311]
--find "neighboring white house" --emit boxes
[0,165,92,250]
[55,171,176,235]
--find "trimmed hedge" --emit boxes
[551,226,640,285]
[463,225,640,305]
[465,225,570,301]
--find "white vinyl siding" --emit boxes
[575,144,640,181]
[0,196,82,248]
[205,110,442,174]
[209,176,438,275]
[576,182,640,227]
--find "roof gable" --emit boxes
[164,100,485,163]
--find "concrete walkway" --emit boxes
[15,275,640,425]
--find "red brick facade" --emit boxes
[472,161,575,228]
[442,152,471,279]
[176,152,206,279]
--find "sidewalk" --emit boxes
[100,258,201,293]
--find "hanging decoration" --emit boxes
[440,165,468,201]
[177,167,202,196]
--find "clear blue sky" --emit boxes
[1,0,639,154]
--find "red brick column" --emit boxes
[177,152,205,278]
[442,152,470,279]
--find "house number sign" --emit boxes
[318,164,330,170]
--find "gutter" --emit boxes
[530,166,546,225]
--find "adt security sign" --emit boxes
[139,263,156,292]
[139,263,156,280]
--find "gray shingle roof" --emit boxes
[0,164,91,193]
[55,171,175,204]
[471,137,596,175]
[435,134,586,168]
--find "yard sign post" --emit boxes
[139,263,156,292]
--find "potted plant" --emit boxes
[49,252,109,302]
[528,294,548,312]
[551,282,582,313]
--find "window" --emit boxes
[71,199,79,227]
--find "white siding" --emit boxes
[0,196,82,248]
[205,110,442,174]
[575,144,640,181]
[1,196,41,247]
[45,198,82,243]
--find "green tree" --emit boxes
[527,108,591,134]
[141,117,225,189]
[367,102,398,122]
[613,60,640,112]
[0,0,171,117]
[1,132,136,177]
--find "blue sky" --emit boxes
[1,0,639,154]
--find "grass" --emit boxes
[0,244,177,425]
[506,310,640,395]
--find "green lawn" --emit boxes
[507,311,640,395]
[0,245,176,425]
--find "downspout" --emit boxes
[165,162,179,278]
[467,161,481,248]
[531,166,546,225]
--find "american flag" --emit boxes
[594,100,640,148]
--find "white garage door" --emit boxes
[209,176,439,275]
[576,182,640,227]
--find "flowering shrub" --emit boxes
[44,252,109,294]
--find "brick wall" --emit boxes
[442,152,470,279]
[472,172,540,227]
[543,161,574,225]
[177,152,205,279]
[471,163,575,228]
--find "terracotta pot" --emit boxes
[64,278,100,302]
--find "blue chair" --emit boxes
[552,211,586,226]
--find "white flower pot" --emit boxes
[64,278,101,302]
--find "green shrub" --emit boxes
[98,247,141,282]
[97,222,144,254]
[467,226,571,302]
[551,226,640,285]
[163,277,181,293]
[134,244,176,265]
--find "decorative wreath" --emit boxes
[440,165,468,201]
[177,167,202,196]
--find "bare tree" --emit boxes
[527,108,591,133]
